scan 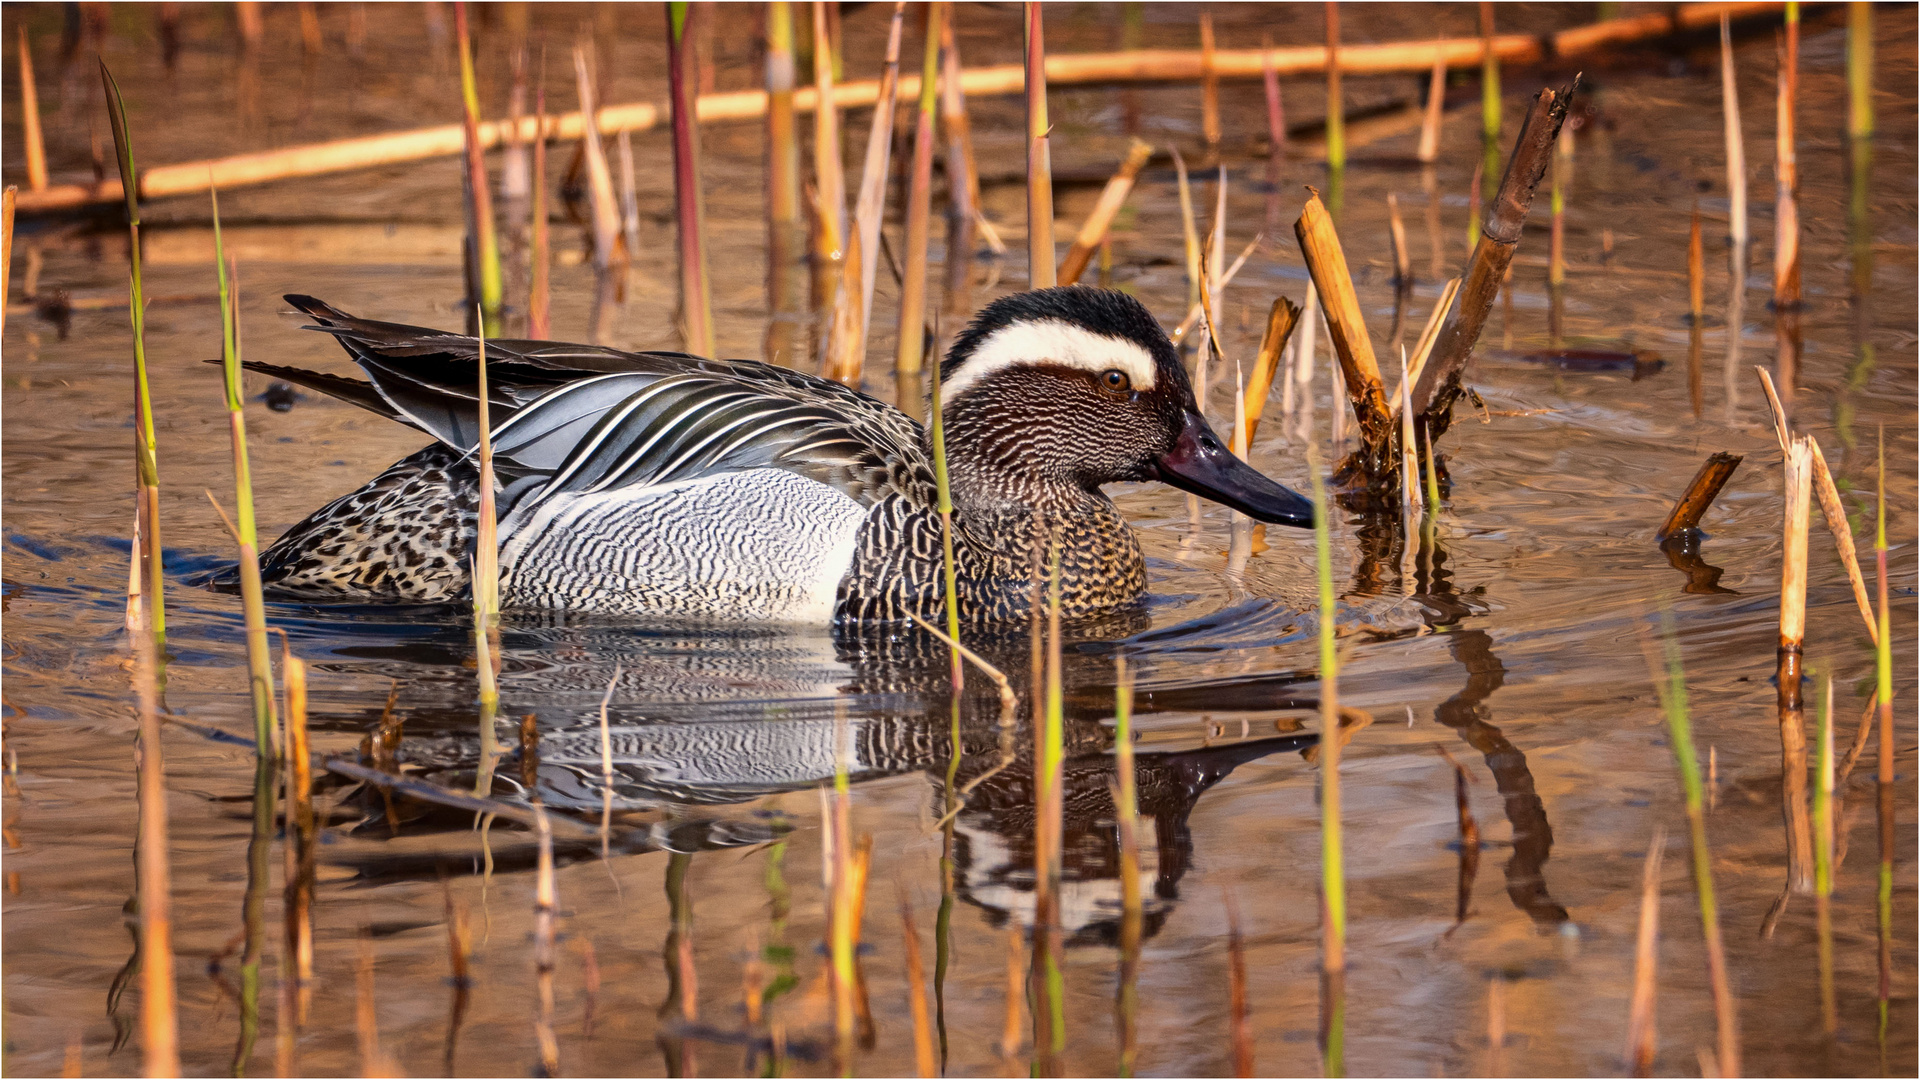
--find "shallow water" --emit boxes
[3,3,1916,1077]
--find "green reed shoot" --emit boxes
[1114,658,1142,1077]
[1479,2,1500,147]
[1848,2,1873,140]
[1307,445,1346,1077]
[1653,615,1741,1077]
[1813,670,1836,1035]
[1323,3,1344,175]
[212,188,277,751]
[453,2,501,336]
[1422,426,1441,512]
[1034,546,1067,1068]
[669,2,716,356]
[1874,427,1892,1037]
[101,62,165,650]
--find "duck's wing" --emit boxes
[265,295,932,507]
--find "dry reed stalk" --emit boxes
[532,805,560,1074]
[1294,191,1391,469]
[101,64,167,652]
[1262,31,1285,159]
[1650,625,1741,1077]
[529,79,550,339]
[1291,282,1319,443]
[573,44,624,277]
[827,1,905,384]
[895,3,942,377]
[765,1,805,366]
[19,5,1787,215]
[1200,169,1228,403]
[1025,2,1056,290]
[1813,674,1836,1035]
[617,127,643,288]
[899,889,937,1078]
[1321,3,1346,178]
[1624,827,1664,1077]
[1114,660,1142,1077]
[1658,452,1743,539]
[1776,436,1815,895]
[1227,890,1252,1076]
[355,937,402,1077]
[1307,447,1346,978]
[1753,368,1877,641]
[811,1,848,324]
[1174,151,1202,312]
[1772,30,1798,312]
[668,2,716,356]
[1720,16,1748,249]
[1414,82,1573,438]
[1058,139,1153,286]
[1235,297,1302,449]
[1872,431,1892,1035]
[16,30,46,192]
[454,2,502,336]
[1200,13,1221,148]
[133,621,179,1077]
[940,7,983,314]
[1398,352,1420,521]
[1417,47,1445,164]
[209,198,276,751]
[1,187,14,338]
[1689,205,1706,322]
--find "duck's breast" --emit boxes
[499,468,867,621]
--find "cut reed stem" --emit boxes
[1777,435,1815,894]
[1294,190,1391,469]
[1652,617,1742,1077]
[16,30,46,192]
[1025,2,1056,290]
[669,2,715,356]
[101,63,167,652]
[1236,296,1302,449]
[1657,452,1742,539]
[895,3,942,377]
[1058,139,1153,287]
[1625,827,1664,1077]
[453,1,502,337]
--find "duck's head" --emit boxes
[937,286,1314,527]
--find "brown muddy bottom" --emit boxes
[3,3,1915,1077]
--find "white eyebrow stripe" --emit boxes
[939,319,1159,403]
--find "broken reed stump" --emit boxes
[1413,80,1576,443]
[1777,435,1816,895]
[1657,452,1742,539]
[1293,190,1391,478]
[1236,296,1303,450]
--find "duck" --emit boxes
[230,286,1313,625]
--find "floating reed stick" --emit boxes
[667,2,715,356]
[16,30,46,192]
[211,193,275,750]
[1227,891,1252,1077]
[1873,430,1893,1036]
[533,805,560,1075]
[1652,620,1741,1078]
[1324,3,1344,177]
[1414,82,1573,438]
[1813,673,1836,1035]
[1025,2,1056,290]
[19,5,1789,215]
[1294,191,1391,470]
[529,79,550,339]
[765,1,805,365]
[102,63,167,651]
[1777,435,1815,894]
[1624,827,1664,1077]
[1417,47,1445,164]
[1200,13,1221,149]
[1058,139,1152,286]
[895,3,942,378]
[1114,660,1142,1078]
[899,890,936,1078]
[454,2,502,336]
[1721,16,1748,250]
[1236,296,1302,449]
[1657,452,1742,540]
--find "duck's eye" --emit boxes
[1100,369,1131,395]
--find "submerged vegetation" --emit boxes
[1,3,1912,1077]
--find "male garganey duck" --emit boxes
[230,287,1313,623]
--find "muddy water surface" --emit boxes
[3,3,1916,1077]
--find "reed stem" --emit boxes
[1324,3,1344,176]
[1294,191,1390,470]
[1307,447,1345,975]
[1873,428,1893,1037]
[1114,660,1141,1078]
[101,63,167,652]
[666,3,715,356]
[1813,672,1835,1036]
[895,3,942,377]
[1721,15,1748,249]
[1847,2,1873,140]
[1025,2,1056,290]
[1032,547,1067,1070]
[899,890,937,1078]
[939,6,981,313]
[133,621,179,1077]
[1654,618,1742,1077]
[1479,2,1500,148]
[454,1,502,336]
[765,1,805,365]
[1417,47,1445,164]
[1777,435,1815,894]
[529,77,550,339]
[1200,13,1220,149]
[16,29,46,192]
[1237,296,1301,449]
[1058,139,1152,287]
